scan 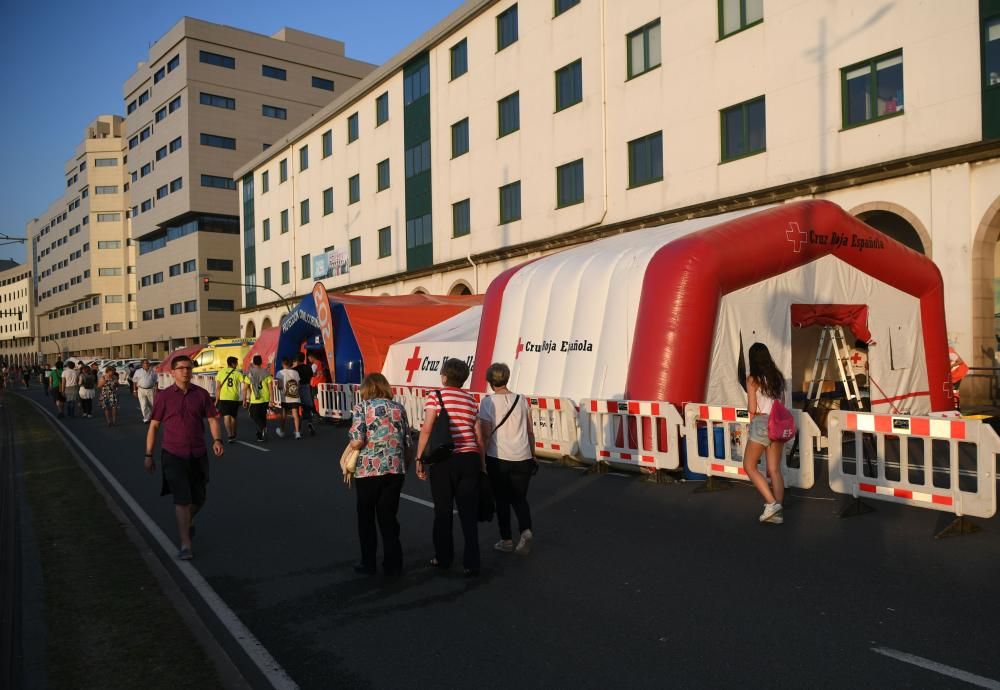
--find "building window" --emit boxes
[207,258,233,271]
[142,310,153,321]
[201,133,235,149]
[153,308,165,319]
[261,170,269,193]
[348,113,359,143]
[299,145,309,171]
[207,300,234,311]
[405,214,433,249]
[499,181,521,224]
[323,187,334,215]
[94,185,118,194]
[139,127,151,142]
[300,199,310,225]
[200,92,235,109]
[312,76,335,91]
[721,96,766,161]
[201,174,236,189]
[986,16,1000,88]
[322,130,333,158]
[279,159,288,183]
[167,54,180,72]
[262,104,287,120]
[96,213,121,222]
[153,271,165,283]
[555,0,580,16]
[842,50,904,128]
[349,174,360,204]
[98,268,122,276]
[627,19,661,79]
[498,92,520,137]
[105,294,123,303]
[169,137,182,153]
[140,163,152,177]
[378,227,391,257]
[263,267,272,288]
[184,300,197,313]
[555,59,583,111]
[155,107,167,122]
[94,158,117,167]
[628,131,663,188]
[450,39,468,79]
[262,64,286,80]
[556,158,585,207]
[281,260,290,284]
[170,177,183,192]
[200,50,235,69]
[405,140,431,177]
[301,254,311,279]
[138,90,149,106]
[497,4,519,51]
[168,95,181,113]
[262,218,271,241]
[719,0,763,39]
[451,118,469,158]
[403,61,430,105]
[280,210,289,233]
[170,302,182,315]
[156,184,169,200]
[452,199,471,237]
[376,92,389,125]
[169,264,181,277]
[156,146,168,161]
[97,240,122,249]
[377,159,390,191]
[349,237,361,266]
[128,135,139,150]
[127,100,137,115]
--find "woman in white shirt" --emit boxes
[743,342,787,525]
[478,362,536,555]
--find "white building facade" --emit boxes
[237,0,1000,395]
[0,260,36,366]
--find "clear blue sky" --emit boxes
[0,0,462,264]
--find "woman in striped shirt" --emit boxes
[416,358,485,577]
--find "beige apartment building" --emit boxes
[0,259,36,366]
[237,0,1000,399]
[124,17,376,358]
[29,115,135,364]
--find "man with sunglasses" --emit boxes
[144,354,225,560]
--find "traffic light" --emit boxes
[203,277,210,292]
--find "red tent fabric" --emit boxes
[790,304,872,343]
[242,327,280,372]
[156,345,204,373]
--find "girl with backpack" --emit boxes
[743,342,794,525]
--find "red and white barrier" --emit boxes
[683,403,818,489]
[578,399,684,470]
[828,411,997,518]
[316,383,360,420]
[526,396,579,459]
[191,373,217,397]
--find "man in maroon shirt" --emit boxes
[144,354,225,560]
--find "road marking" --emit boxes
[18,394,298,690]
[871,647,1000,689]
[400,493,457,514]
[235,440,270,453]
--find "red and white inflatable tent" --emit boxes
[471,201,952,414]
[382,306,482,388]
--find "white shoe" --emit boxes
[294,432,302,439]
[759,503,784,524]
[493,539,514,553]
[515,529,533,555]
[275,428,285,438]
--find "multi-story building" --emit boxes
[0,259,36,366]
[29,115,135,363]
[237,0,1000,399]
[124,17,376,358]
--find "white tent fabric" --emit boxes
[382,306,482,389]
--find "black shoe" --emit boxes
[228,436,236,444]
[353,563,376,575]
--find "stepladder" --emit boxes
[805,325,867,413]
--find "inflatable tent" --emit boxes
[382,306,482,388]
[277,284,482,383]
[472,201,952,414]
[242,327,280,372]
[156,344,205,373]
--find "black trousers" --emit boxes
[80,397,93,415]
[354,472,404,573]
[248,403,268,437]
[486,457,534,540]
[429,452,481,571]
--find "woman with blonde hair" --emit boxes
[347,372,412,576]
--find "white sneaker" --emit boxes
[493,539,514,553]
[275,428,285,438]
[294,432,302,439]
[515,529,533,555]
[759,503,784,524]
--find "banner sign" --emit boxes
[313,249,350,279]
[311,281,336,381]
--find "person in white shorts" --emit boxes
[274,357,302,439]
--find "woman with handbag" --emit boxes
[743,342,790,525]
[415,358,484,577]
[479,363,536,555]
[346,373,411,576]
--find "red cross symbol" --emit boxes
[404,346,422,383]
[851,352,863,365]
[515,338,524,360]
[786,222,808,253]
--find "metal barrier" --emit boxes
[683,404,818,489]
[828,411,998,529]
[578,399,684,470]
[316,383,360,420]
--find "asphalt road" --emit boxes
[14,384,1000,689]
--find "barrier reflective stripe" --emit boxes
[191,374,217,397]
[828,411,997,518]
[684,403,817,489]
[579,398,683,469]
[316,383,360,420]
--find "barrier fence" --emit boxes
[316,383,361,421]
[683,403,819,489]
[827,411,998,522]
[578,399,683,470]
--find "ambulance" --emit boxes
[192,338,256,373]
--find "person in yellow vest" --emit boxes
[214,356,244,443]
[243,355,273,443]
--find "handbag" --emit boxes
[421,390,455,464]
[767,399,796,442]
[340,445,359,487]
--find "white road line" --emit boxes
[871,647,1000,689]
[20,394,298,690]
[234,440,270,453]
[400,493,435,508]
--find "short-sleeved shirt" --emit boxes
[132,367,158,389]
[479,393,534,461]
[245,369,272,404]
[275,369,301,403]
[48,369,62,387]
[215,367,244,402]
[424,387,480,454]
[293,364,314,401]
[151,384,220,458]
[61,368,80,387]
[349,398,410,478]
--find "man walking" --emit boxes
[60,360,80,418]
[274,357,302,439]
[293,353,317,436]
[132,358,158,423]
[214,356,244,443]
[243,355,273,442]
[144,355,224,560]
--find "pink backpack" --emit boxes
[768,400,796,442]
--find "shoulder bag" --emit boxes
[340,402,364,486]
[489,394,520,440]
[421,390,455,464]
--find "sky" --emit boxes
[0,0,463,264]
